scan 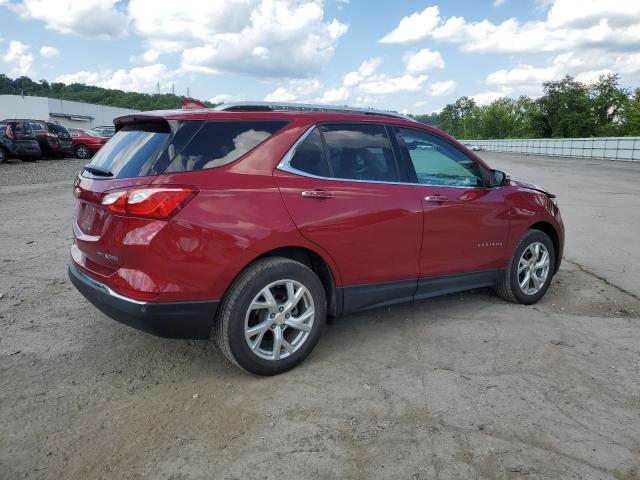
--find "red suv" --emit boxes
[69,102,564,375]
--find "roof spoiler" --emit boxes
[181,97,209,110]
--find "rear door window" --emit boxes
[289,128,331,178]
[320,123,399,182]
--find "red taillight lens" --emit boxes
[5,125,14,139]
[101,186,197,220]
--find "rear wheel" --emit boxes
[496,229,555,305]
[216,257,326,376]
[75,144,91,159]
[0,147,6,163]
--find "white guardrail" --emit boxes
[462,137,640,162]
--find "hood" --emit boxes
[513,180,556,198]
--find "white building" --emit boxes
[0,95,138,129]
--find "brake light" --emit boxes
[101,186,197,219]
[5,125,14,139]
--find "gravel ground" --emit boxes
[1,155,639,480]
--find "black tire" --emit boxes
[0,147,6,164]
[75,144,91,159]
[216,257,327,376]
[495,229,555,305]
[21,156,37,162]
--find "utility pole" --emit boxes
[171,83,175,95]
[186,87,190,97]
[156,81,160,95]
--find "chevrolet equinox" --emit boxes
[69,102,564,375]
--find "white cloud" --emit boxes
[404,49,445,74]
[264,87,297,102]
[8,0,129,39]
[55,64,174,93]
[358,74,428,95]
[343,58,381,87]
[129,49,160,64]
[264,78,323,102]
[379,1,640,55]
[428,80,456,96]
[316,86,349,103]
[379,6,440,44]
[39,45,59,58]
[614,53,640,75]
[128,0,348,78]
[575,69,614,84]
[493,0,507,6]
[473,87,513,105]
[3,40,34,76]
[340,57,428,95]
[486,65,557,86]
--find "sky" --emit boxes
[1,0,640,114]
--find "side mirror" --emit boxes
[491,170,510,187]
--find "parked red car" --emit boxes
[69,128,109,159]
[69,102,564,375]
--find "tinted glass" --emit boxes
[86,122,174,178]
[289,128,330,177]
[48,123,69,134]
[397,128,484,187]
[12,121,33,136]
[321,123,398,182]
[29,122,44,132]
[163,121,287,173]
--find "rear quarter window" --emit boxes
[163,120,287,174]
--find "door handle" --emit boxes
[301,189,334,199]
[424,195,449,203]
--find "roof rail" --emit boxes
[213,101,414,121]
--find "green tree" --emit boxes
[536,76,595,137]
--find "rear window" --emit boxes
[47,123,69,135]
[85,120,287,179]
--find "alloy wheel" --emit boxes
[517,242,550,295]
[76,145,90,159]
[244,279,315,361]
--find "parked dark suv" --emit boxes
[0,120,41,162]
[8,120,75,158]
[46,122,75,157]
[69,102,564,376]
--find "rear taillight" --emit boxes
[5,125,14,139]
[101,186,197,220]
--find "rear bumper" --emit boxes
[68,264,218,339]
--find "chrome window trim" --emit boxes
[276,124,492,190]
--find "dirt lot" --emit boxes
[1,154,639,480]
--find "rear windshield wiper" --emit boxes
[83,165,114,177]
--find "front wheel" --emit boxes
[215,257,326,376]
[495,229,555,305]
